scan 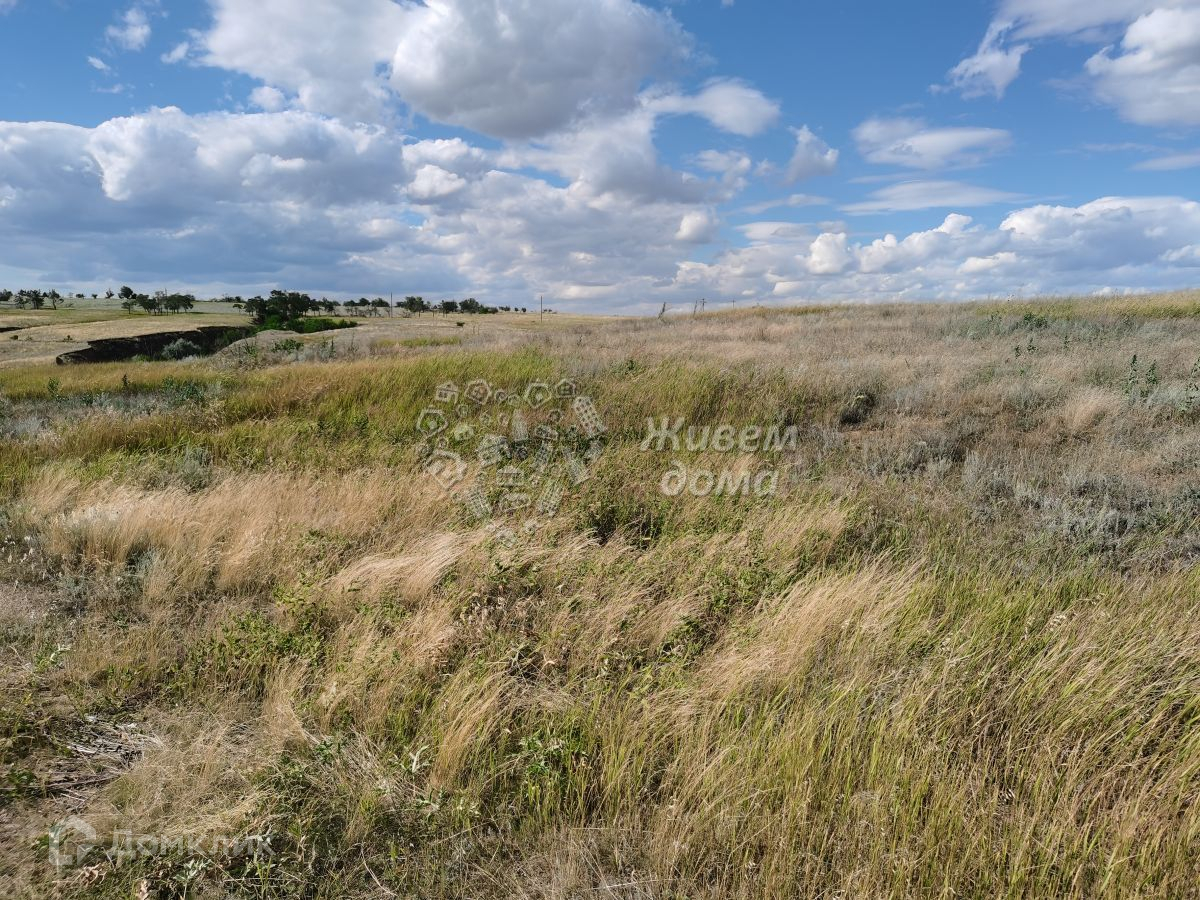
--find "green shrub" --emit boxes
[160,338,202,360]
[264,317,356,335]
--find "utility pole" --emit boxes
[539,294,544,324]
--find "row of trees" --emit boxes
[0,286,194,313]
[0,289,68,309]
[0,288,133,307]
[230,292,528,323]
[404,296,532,315]
[320,295,527,316]
[116,286,196,315]
[0,285,531,318]
[238,291,333,326]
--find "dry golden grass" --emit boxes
[1,293,1198,898]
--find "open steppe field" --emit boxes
[1,294,1199,898]
[0,308,248,370]
[0,305,608,371]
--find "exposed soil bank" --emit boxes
[56,326,257,364]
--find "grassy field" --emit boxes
[1,294,1199,898]
[0,306,249,369]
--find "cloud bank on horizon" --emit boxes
[0,0,1198,311]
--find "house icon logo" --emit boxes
[48,816,98,869]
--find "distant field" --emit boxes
[0,302,599,371]
[0,306,245,369]
[1,292,1198,898]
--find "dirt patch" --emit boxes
[215,329,300,356]
[0,583,57,632]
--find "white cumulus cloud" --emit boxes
[676,210,718,243]
[388,0,689,138]
[107,6,151,51]
[650,80,780,137]
[945,21,1030,98]
[198,0,695,135]
[786,127,839,183]
[161,41,190,64]
[806,232,851,274]
[948,1,1200,128]
[1085,6,1200,126]
[687,196,1200,305]
[200,0,410,123]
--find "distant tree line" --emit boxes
[116,286,197,315]
[0,289,67,310]
[0,286,530,319]
[227,292,529,323]
[334,295,529,317]
[0,286,196,314]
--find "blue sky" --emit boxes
[1,0,1198,311]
